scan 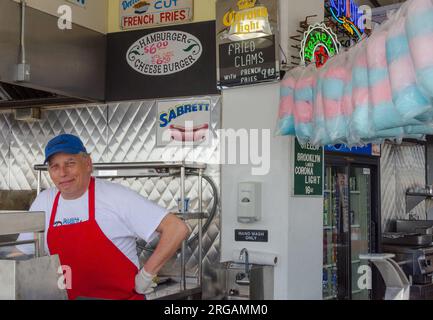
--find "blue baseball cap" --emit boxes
[44,134,87,164]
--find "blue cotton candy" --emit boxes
[368,68,388,86]
[323,79,345,100]
[313,118,332,145]
[373,102,404,129]
[376,127,405,138]
[404,133,425,139]
[405,124,433,134]
[344,82,353,97]
[351,105,370,138]
[386,35,410,63]
[416,108,433,122]
[352,67,369,88]
[280,87,294,97]
[417,66,433,97]
[393,84,431,120]
[276,116,296,136]
[326,116,348,141]
[294,87,313,101]
[406,9,433,39]
[296,123,314,142]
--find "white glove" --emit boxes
[135,268,157,295]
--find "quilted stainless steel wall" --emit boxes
[381,142,426,232]
[0,98,221,295]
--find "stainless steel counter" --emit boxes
[146,277,202,300]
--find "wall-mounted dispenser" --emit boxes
[238,182,261,223]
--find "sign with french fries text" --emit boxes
[120,0,193,30]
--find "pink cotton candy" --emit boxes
[323,99,342,118]
[371,79,393,106]
[368,31,388,68]
[355,53,368,68]
[294,101,313,123]
[408,0,433,14]
[325,66,347,81]
[389,56,417,91]
[409,35,433,69]
[296,77,314,89]
[278,96,294,117]
[281,76,296,87]
[388,17,403,37]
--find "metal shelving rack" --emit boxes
[0,211,45,258]
[34,161,208,298]
[405,190,433,214]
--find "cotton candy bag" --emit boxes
[386,3,432,124]
[294,63,316,144]
[367,18,403,130]
[275,68,300,136]
[406,0,433,97]
[322,52,350,143]
[348,41,374,143]
[311,62,332,146]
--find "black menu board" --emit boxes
[218,35,278,88]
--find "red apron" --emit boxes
[47,177,144,300]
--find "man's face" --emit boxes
[48,152,92,200]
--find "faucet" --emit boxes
[239,248,250,276]
[235,248,250,286]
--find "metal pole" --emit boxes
[20,0,26,65]
[37,170,41,195]
[180,166,186,291]
[33,232,45,258]
[0,240,36,248]
[198,169,203,286]
[36,170,44,257]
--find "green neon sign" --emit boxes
[300,23,341,66]
[304,31,336,62]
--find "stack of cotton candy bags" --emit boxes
[275,0,433,146]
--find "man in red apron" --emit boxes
[17,134,189,300]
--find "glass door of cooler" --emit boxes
[323,165,350,300]
[349,166,372,300]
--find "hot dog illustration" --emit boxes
[169,123,209,142]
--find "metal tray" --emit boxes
[382,233,433,246]
[396,220,433,235]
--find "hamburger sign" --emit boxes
[120,0,194,30]
[126,31,203,76]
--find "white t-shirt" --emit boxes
[17,179,169,268]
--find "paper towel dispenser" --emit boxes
[237,182,261,223]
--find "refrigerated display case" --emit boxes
[323,153,380,300]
